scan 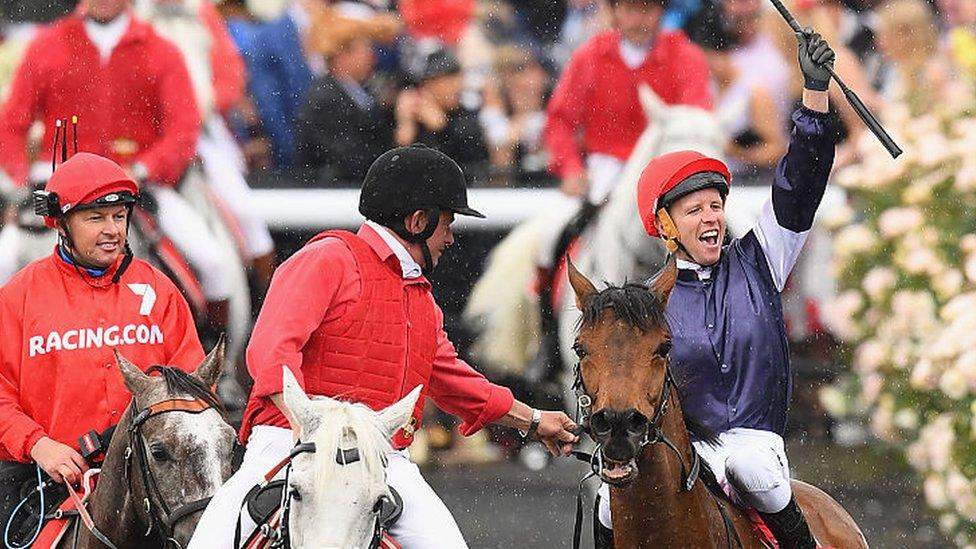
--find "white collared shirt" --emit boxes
[365,221,423,279]
[83,12,130,63]
[618,38,651,70]
[677,257,712,281]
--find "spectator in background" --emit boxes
[945,0,976,82]
[480,44,551,186]
[544,0,712,201]
[703,27,786,185]
[295,11,396,184]
[553,0,609,68]
[720,0,792,124]
[395,49,490,182]
[876,0,961,115]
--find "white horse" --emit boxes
[279,368,421,549]
[465,86,726,407]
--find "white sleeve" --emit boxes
[752,196,809,292]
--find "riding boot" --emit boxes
[758,497,817,549]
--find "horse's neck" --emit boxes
[74,407,154,549]
[609,385,723,548]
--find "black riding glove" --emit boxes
[796,28,835,92]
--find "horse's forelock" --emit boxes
[145,365,223,414]
[308,400,391,497]
[578,283,668,333]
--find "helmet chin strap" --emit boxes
[58,212,135,284]
[390,208,441,276]
[656,208,713,268]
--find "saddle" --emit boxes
[240,480,403,549]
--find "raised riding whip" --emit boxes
[768,0,903,158]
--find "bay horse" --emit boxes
[566,257,867,548]
[53,341,236,548]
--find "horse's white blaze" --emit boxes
[167,408,232,497]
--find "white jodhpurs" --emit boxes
[197,116,274,259]
[150,183,231,301]
[598,428,793,528]
[188,426,468,549]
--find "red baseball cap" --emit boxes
[636,150,732,237]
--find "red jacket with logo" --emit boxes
[0,10,200,186]
[544,30,713,178]
[241,225,514,448]
[0,251,204,462]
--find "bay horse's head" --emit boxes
[568,256,678,486]
[279,368,422,549]
[114,340,235,545]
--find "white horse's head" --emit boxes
[280,368,422,549]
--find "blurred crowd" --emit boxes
[1,0,975,191]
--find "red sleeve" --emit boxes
[426,302,513,436]
[158,274,205,372]
[0,33,50,185]
[135,39,201,186]
[543,46,589,179]
[673,40,713,110]
[0,285,46,462]
[200,1,245,115]
[245,239,357,399]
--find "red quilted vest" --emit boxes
[243,231,438,449]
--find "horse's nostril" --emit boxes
[625,410,648,435]
[590,410,612,436]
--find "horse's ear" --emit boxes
[378,385,423,439]
[648,255,678,305]
[280,367,319,434]
[115,350,151,396]
[567,256,597,311]
[638,84,666,120]
[194,335,225,387]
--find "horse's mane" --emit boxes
[578,282,668,333]
[308,399,392,497]
[146,365,223,414]
[578,283,721,446]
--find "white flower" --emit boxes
[964,254,976,284]
[878,207,924,239]
[859,372,885,406]
[833,224,876,258]
[940,367,969,400]
[954,162,976,193]
[854,341,888,374]
[957,350,976,387]
[894,408,919,430]
[862,267,897,301]
[911,359,939,390]
[819,385,848,417]
[934,269,964,300]
[962,235,976,255]
[948,470,971,501]
[939,513,959,532]
[925,475,950,509]
[822,290,864,341]
[870,398,894,439]
[821,201,855,230]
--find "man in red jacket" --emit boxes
[189,144,579,549]
[545,0,712,200]
[0,152,203,535]
[0,0,232,327]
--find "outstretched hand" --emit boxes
[796,28,836,92]
[534,410,579,457]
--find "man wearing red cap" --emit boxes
[597,29,839,549]
[0,153,203,537]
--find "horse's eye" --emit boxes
[655,340,673,358]
[573,341,588,359]
[289,486,303,502]
[150,444,170,462]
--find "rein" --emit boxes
[237,441,393,549]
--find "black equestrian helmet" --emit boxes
[359,143,485,224]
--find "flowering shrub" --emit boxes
[822,100,976,546]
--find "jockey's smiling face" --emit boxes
[611,0,664,46]
[664,187,726,267]
[61,204,129,269]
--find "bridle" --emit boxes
[124,397,219,548]
[571,345,700,492]
[239,441,394,549]
[69,396,218,549]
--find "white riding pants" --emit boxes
[598,428,793,528]
[151,183,231,301]
[188,426,468,549]
[196,116,274,259]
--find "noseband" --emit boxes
[126,397,220,548]
[572,354,700,492]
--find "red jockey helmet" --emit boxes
[38,153,139,229]
[636,150,732,237]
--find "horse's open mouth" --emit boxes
[599,455,638,485]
